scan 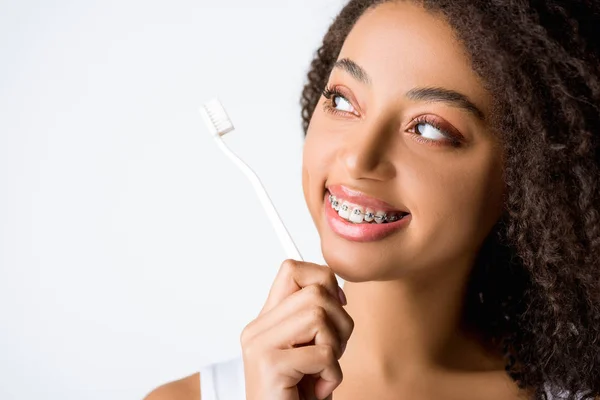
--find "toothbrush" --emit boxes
[199,98,303,261]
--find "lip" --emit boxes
[326,184,408,214]
[323,191,411,242]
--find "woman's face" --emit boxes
[302,2,505,282]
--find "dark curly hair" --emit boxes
[299,1,600,399]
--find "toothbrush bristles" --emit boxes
[200,98,235,137]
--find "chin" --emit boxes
[320,233,407,282]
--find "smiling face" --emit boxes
[302,2,505,282]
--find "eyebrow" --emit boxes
[332,57,486,120]
[405,87,485,120]
[333,58,372,85]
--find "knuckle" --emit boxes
[240,326,261,358]
[319,345,335,362]
[324,270,338,288]
[339,316,355,344]
[305,283,327,300]
[280,259,297,275]
[240,324,252,346]
[241,318,259,339]
[347,315,355,333]
[308,305,327,324]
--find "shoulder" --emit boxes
[143,372,201,400]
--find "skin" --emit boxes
[145,2,529,399]
[302,2,521,399]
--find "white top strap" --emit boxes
[199,355,245,400]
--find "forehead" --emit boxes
[337,2,491,111]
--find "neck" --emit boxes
[338,258,503,384]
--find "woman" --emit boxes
[145,0,600,399]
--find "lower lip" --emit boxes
[323,192,411,242]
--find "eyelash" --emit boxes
[321,85,462,148]
[322,86,351,116]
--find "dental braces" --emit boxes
[328,194,404,223]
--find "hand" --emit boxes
[240,259,354,400]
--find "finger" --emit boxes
[267,304,342,359]
[297,373,316,400]
[261,259,342,315]
[247,284,354,351]
[274,345,342,400]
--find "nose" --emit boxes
[337,120,396,181]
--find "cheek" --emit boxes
[301,143,314,220]
[408,155,504,259]
[301,121,331,225]
[301,158,317,226]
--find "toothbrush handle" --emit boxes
[214,137,304,261]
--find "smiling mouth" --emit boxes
[327,193,410,225]
[323,191,411,243]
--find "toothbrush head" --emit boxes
[199,98,235,137]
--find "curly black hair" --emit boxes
[299,1,600,399]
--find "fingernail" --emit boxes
[337,286,347,305]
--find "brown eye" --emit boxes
[322,86,358,117]
[407,115,463,148]
[415,122,447,141]
[331,95,355,113]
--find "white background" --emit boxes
[0,1,346,398]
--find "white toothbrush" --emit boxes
[199,98,303,261]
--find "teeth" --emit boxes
[374,211,387,224]
[338,201,351,220]
[349,206,364,223]
[329,195,339,211]
[328,194,406,224]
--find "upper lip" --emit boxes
[326,184,410,214]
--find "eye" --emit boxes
[322,86,357,116]
[408,115,463,147]
[416,122,446,141]
[332,95,354,112]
